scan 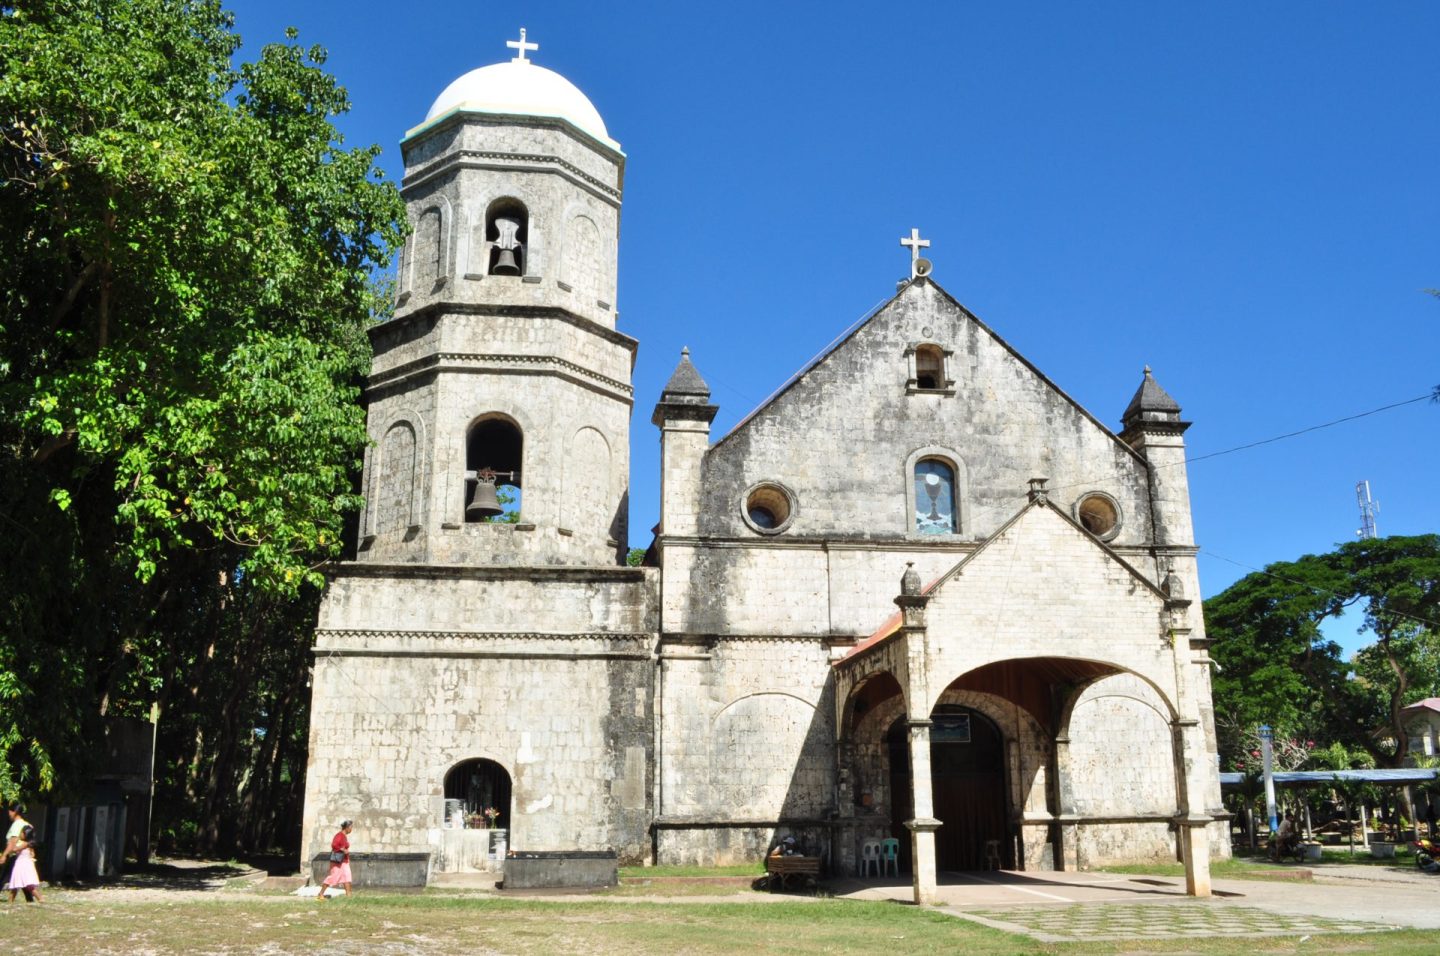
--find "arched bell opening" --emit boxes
[485,198,529,276]
[443,758,513,830]
[465,416,522,523]
[914,344,945,390]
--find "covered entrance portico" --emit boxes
[832,494,1224,904]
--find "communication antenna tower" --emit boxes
[1355,480,1379,539]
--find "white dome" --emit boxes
[418,60,615,148]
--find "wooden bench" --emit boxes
[765,855,821,892]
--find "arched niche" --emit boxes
[443,758,513,830]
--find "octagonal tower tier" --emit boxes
[358,31,633,567]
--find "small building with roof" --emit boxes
[1401,698,1440,758]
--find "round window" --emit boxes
[1075,493,1121,540]
[742,483,795,535]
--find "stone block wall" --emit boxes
[302,565,656,867]
[1074,822,1176,867]
[923,505,1176,701]
[656,637,835,863]
[655,824,832,868]
[1068,674,1176,817]
[304,647,652,864]
[695,281,1154,548]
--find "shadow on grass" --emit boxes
[53,859,255,893]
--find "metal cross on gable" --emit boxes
[507,27,538,63]
[900,228,931,278]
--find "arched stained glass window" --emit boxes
[914,459,957,535]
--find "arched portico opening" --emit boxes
[885,705,1009,872]
[443,758,512,830]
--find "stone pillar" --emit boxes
[905,718,942,904]
[1179,819,1212,897]
[1175,718,1214,898]
[1052,733,1079,871]
[891,563,940,904]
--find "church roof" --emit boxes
[411,50,617,150]
[1122,366,1181,422]
[661,347,711,399]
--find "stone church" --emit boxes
[301,32,1227,901]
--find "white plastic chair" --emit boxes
[861,839,882,877]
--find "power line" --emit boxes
[1048,391,1432,494]
[1184,394,1432,467]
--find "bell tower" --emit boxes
[358,29,633,566]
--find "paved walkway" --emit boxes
[828,867,1440,942]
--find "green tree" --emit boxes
[0,0,404,848]
[1207,536,1440,772]
[1205,554,1353,759]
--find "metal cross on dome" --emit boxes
[507,28,538,63]
[900,228,931,278]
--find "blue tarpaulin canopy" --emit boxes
[1219,768,1438,788]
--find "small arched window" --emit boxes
[485,198,529,276]
[914,459,958,535]
[915,345,944,390]
[465,417,522,523]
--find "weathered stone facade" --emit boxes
[302,38,1227,900]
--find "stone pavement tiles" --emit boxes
[955,902,1394,943]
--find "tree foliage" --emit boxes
[1207,535,1440,769]
[0,0,404,852]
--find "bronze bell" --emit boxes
[491,247,521,276]
[466,476,503,519]
[490,217,522,275]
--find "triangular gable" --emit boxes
[930,495,1167,601]
[714,277,1146,467]
[838,496,1166,666]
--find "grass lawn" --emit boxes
[16,889,1438,955]
[1101,846,1429,880]
[1098,857,1301,880]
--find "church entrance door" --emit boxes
[886,708,1008,873]
[930,706,1008,871]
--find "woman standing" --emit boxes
[5,825,41,903]
[319,820,353,900]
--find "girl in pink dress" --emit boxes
[6,825,41,903]
[319,820,353,899]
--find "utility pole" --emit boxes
[1356,480,1379,539]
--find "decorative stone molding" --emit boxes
[317,628,650,643]
[405,149,622,205]
[370,351,632,397]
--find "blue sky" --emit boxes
[230,2,1438,653]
